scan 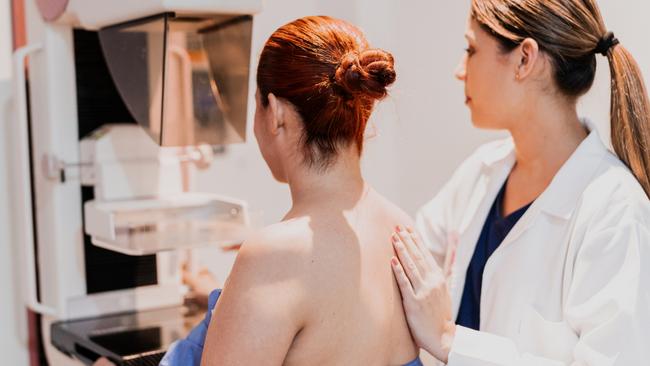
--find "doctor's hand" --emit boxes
[391,226,456,364]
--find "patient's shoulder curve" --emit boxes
[233,219,314,276]
[243,218,313,252]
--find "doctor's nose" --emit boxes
[455,55,467,81]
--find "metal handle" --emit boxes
[12,43,57,317]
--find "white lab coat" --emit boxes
[416,121,650,366]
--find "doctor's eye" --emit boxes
[464,47,475,56]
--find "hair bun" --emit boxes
[333,49,396,100]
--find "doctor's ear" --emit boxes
[266,93,285,135]
[514,38,540,81]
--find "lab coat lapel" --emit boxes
[450,144,515,318]
[492,123,607,251]
[488,196,538,251]
[534,127,608,220]
[480,123,609,309]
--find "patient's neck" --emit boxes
[286,149,366,213]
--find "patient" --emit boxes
[174,15,421,366]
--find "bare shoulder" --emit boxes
[202,220,314,365]
[238,218,313,260]
[215,219,314,327]
[369,189,415,228]
[226,218,314,288]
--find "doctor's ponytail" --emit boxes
[607,45,650,198]
[471,0,650,198]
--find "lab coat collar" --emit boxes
[480,138,515,167]
[479,119,608,220]
[535,119,608,219]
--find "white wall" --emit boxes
[0,0,30,364]
[359,0,504,215]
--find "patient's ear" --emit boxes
[267,93,285,136]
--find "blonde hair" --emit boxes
[472,0,650,197]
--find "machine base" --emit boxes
[51,304,204,366]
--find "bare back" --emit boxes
[279,188,418,365]
[202,187,418,366]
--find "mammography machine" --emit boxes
[10,0,262,364]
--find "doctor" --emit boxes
[390,0,650,365]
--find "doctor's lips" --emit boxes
[465,96,472,104]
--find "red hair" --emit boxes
[257,16,396,169]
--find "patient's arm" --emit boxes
[200,227,309,366]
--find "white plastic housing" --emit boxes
[55,0,263,29]
[85,193,249,256]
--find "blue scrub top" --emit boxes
[455,181,532,331]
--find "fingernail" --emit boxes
[396,225,403,232]
[391,257,398,266]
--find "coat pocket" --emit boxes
[518,305,578,363]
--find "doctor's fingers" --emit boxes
[392,234,425,290]
[405,226,440,273]
[391,256,416,300]
[396,229,432,276]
